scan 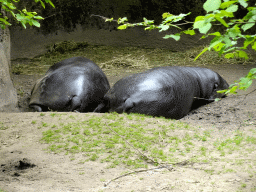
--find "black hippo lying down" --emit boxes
[29,57,110,112]
[94,66,229,119]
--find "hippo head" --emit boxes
[209,73,229,100]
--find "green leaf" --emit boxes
[217,89,228,94]
[228,85,238,94]
[21,22,26,29]
[143,18,154,25]
[117,17,128,24]
[243,37,255,49]
[238,0,248,8]
[145,25,157,30]
[218,10,234,17]
[16,14,25,21]
[239,77,252,90]
[162,12,170,19]
[220,1,237,9]
[252,42,256,51]
[28,20,33,26]
[209,32,221,36]
[163,34,180,41]
[194,20,204,29]
[183,30,195,35]
[195,16,205,22]
[4,2,16,9]
[226,5,238,13]
[34,16,44,20]
[227,25,241,38]
[117,25,127,30]
[246,70,256,79]
[158,24,169,32]
[243,9,254,20]
[203,0,221,13]
[216,16,229,27]
[248,68,256,76]
[39,0,45,9]
[164,13,188,23]
[200,23,212,34]
[224,53,235,59]
[241,18,255,31]
[31,19,40,27]
[238,50,249,59]
[0,18,11,26]
[48,0,55,8]
[105,18,113,22]
[213,42,225,51]
[209,36,223,49]
[194,47,208,60]
[194,19,212,34]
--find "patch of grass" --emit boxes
[41,122,48,127]
[31,120,36,124]
[38,112,256,172]
[241,183,247,188]
[194,133,207,141]
[50,113,57,117]
[200,147,208,156]
[46,40,89,54]
[224,169,236,173]
[17,87,25,96]
[246,136,256,144]
[99,54,149,69]
[0,122,8,130]
[40,114,193,168]
[204,169,214,175]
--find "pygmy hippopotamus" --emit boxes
[94,66,229,119]
[29,56,110,112]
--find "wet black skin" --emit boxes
[94,66,229,119]
[29,57,110,112]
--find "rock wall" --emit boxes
[10,25,210,60]
[10,0,211,60]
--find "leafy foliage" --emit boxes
[102,0,256,95]
[0,0,54,29]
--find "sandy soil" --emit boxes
[0,63,256,192]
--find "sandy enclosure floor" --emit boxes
[0,63,256,192]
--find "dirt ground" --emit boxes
[0,63,256,192]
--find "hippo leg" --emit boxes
[93,103,106,113]
[70,96,82,111]
[123,98,135,112]
[30,105,43,112]
[115,98,135,113]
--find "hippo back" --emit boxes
[29,57,110,112]
[94,66,228,119]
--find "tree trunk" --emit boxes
[0,27,18,112]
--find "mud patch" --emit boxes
[1,157,36,177]
[183,93,256,129]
